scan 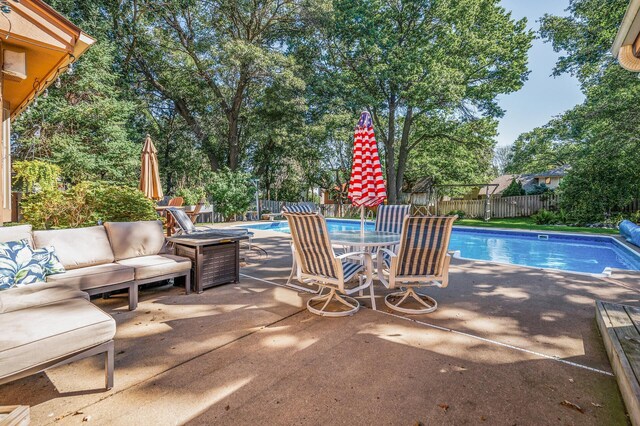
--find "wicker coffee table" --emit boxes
[168,232,248,293]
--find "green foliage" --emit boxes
[12,160,61,193]
[207,169,255,221]
[504,0,640,225]
[504,125,575,174]
[175,187,206,206]
[539,0,628,86]
[526,184,553,196]
[9,0,536,209]
[297,0,534,201]
[502,179,525,197]
[13,42,141,186]
[21,182,157,230]
[447,210,466,220]
[86,183,159,223]
[531,209,561,225]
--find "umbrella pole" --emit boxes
[360,205,365,237]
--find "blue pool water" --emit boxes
[243,219,640,274]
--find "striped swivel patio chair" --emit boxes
[284,212,375,316]
[370,204,412,260]
[282,204,315,286]
[376,215,457,314]
[375,204,412,234]
[282,204,315,214]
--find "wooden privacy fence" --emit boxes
[435,194,560,218]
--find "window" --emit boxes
[545,177,551,185]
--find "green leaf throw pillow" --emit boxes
[32,246,66,276]
[0,239,46,290]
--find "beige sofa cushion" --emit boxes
[46,263,134,291]
[0,282,87,314]
[104,221,166,261]
[117,254,191,281]
[0,224,34,247]
[0,297,115,379]
[33,226,115,270]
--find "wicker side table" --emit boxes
[168,233,248,293]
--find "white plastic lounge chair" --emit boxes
[377,215,456,314]
[284,212,375,316]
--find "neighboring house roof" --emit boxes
[479,174,518,195]
[482,166,571,196]
[530,165,571,178]
[409,176,435,193]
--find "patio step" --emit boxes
[596,300,640,425]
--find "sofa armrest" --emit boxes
[0,282,88,314]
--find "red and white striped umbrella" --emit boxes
[348,111,386,208]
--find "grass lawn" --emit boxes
[455,217,619,235]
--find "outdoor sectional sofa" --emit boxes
[0,282,116,389]
[0,220,192,390]
[12,220,192,310]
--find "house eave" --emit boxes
[612,0,640,71]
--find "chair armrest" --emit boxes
[0,282,88,314]
[336,251,371,261]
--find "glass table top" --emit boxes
[329,230,401,247]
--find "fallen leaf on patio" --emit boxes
[413,421,423,426]
[224,405,230,411]
[591,402,603,408]
[480,416,487,421]
[73,411,84,416]
[560,400,583,413]
[438,403,449,412]
[569,378,574,383]
[82,415,92,422]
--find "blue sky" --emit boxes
[496,0,585,146]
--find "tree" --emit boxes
[504,124,575,174]
[207,168,255,220]
[117,0,305,170]
[301,0,533,202]
[405,117,498,191]
[12,42,141,186]
[532,0,640,222]
[492,145,512,175]
[502,179,524,197]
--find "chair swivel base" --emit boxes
[384,287,437,314]
[307,288,360,317]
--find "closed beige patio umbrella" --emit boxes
[139,134,163,200]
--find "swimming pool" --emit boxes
[243,219,640,275]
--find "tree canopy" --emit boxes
[13,0,534,203]
[504,0,640,223]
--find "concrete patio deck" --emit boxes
[1,229,639,425]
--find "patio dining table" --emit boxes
[329,230,401,250]
[329,230,401,299]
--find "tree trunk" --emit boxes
[228,113,240,170]
[384,95,398,203]
[228,72,247,170]
[396,106,413,201]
